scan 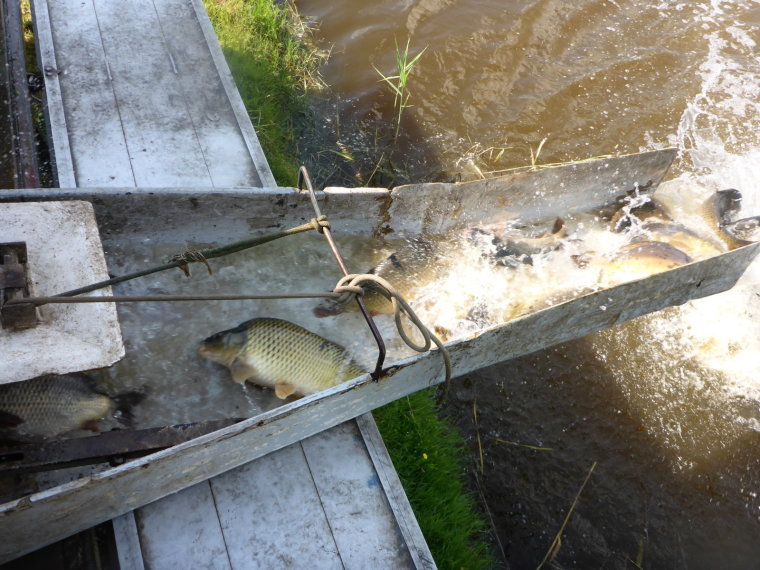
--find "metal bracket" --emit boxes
[297,167,388,380]
[0,418,243,474]
[0,242,39,330]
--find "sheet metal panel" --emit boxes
[1,151,757,560]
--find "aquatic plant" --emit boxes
[374,37,427,140]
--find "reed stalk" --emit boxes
[374,37,427,140]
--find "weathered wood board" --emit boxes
[111,416,428,570]
[30,0,275,188]
[1,150,758,561]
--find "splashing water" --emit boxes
[595,0,760,468]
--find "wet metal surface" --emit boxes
[1,151,759,561]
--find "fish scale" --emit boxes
[198,318,366,398]
[0,375,114,439]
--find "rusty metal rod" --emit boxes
[298,166,387,380]
[51,218,327,298]
[3,292,342,307]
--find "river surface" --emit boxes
[295,1,760,568]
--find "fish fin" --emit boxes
[80,419,101,433]
[274,382,297,399]
[313,303,343,318]
[229,359,256,383]
[0,410,24,428]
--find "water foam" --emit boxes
[628,0,760,465]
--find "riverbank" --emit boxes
[203,1,496,567]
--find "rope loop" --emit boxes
[332,273,452,403]
[310,215,330,233]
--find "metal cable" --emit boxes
[333,273,452,405]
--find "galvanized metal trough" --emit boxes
[0,149,758,561]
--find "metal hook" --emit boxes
[297,166,387,380]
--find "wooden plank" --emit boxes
[209,443,343,569]
[28,0,75,187]
[89,0,212,186]
[136,481,232,570]
[300,420,416,569]
[32,0,275,188]
[150,0,264,188]
[111,513,146,570]
[189,0,276,188]
[118,420,422,569]
[40,0,135,187]
[355,414,436,570]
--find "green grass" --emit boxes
[374,390,497,569]
[203,0,323,185]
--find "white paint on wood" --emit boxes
[90,0,213,187]
[301,420,415,569]
[43,0,135,186]
[355,414,437,569]
[189,0,275,187]
[31,0,275,188]
[149,0,265,187]
[119,420,424,570]
[0,202,124,384]
[209,443,343,569]
[111,512,146,570]
[136,481,232,570]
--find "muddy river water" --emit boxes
[295,1,760,567]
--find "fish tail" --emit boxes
[112,391,146,428]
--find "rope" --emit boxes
[53,217,330,298]
[333,273,452,405]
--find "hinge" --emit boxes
[0,242,39,330]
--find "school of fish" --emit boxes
[312,187,760,340]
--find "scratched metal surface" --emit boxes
[1,150,758,561]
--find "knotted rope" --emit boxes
[333,273,452,405]
[53,217,331,298]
